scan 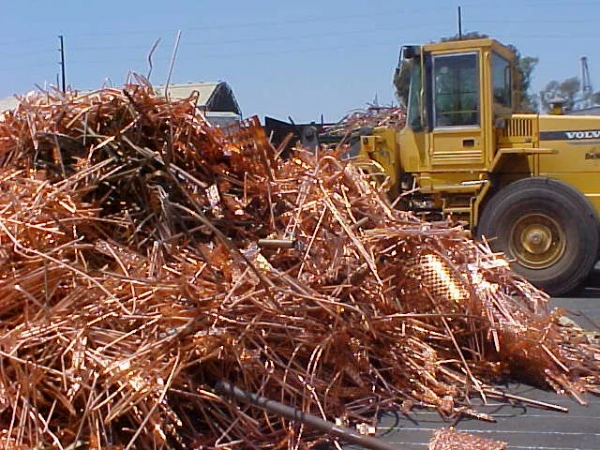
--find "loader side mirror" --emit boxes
[402,45,421,60]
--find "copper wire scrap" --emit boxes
[429,428,507,450]
[0,78,597,450]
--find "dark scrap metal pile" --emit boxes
[0,80,598,450]
[323,106,406,138]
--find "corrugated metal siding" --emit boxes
[206,112,241,127]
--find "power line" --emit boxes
[0,62,56,73]
[460,0,600,8]
[63,24,600,67]
[477,18,600,25]
[1,0,599,45]
[0,37,53,48]
[66,21,450,53]
[43,6,455,39]
[3,0,598,60]
[64,27,600,64]
[496,32,600,39]
[0,48,57,60]
[49,11,600,55]
[68,38,403,67]
[64,0,600,38]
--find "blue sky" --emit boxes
[2,0,600,122]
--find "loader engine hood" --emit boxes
[538,114,600,142]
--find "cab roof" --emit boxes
[422,38,516,61]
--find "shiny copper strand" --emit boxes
[0,81,596,450]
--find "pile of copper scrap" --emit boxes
[429,429,507,450]
[323,105,406,138]
[0,80,598,450]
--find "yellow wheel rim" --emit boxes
[508,213,566,269]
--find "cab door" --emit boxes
[429,52,485,168]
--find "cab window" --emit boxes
[433,53,479,128]
[492,53,511,108]
[406,60,422,130]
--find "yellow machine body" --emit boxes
[359,38,600,296]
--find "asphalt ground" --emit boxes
[344,287,600,450]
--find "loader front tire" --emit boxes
[476,178,599,296]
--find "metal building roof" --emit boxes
[155,82,219,106]
[154,81,242,116]
[0,96,19,112]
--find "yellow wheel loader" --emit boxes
[359,38,600,296]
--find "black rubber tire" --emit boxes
[476,178,599,296]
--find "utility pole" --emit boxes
[59,35,66,93]
[581,56,593,108]
[458,6,463,39]
[581,56,593,94]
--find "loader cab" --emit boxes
[400,39,518,172]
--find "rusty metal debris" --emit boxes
[0,80,598,449]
